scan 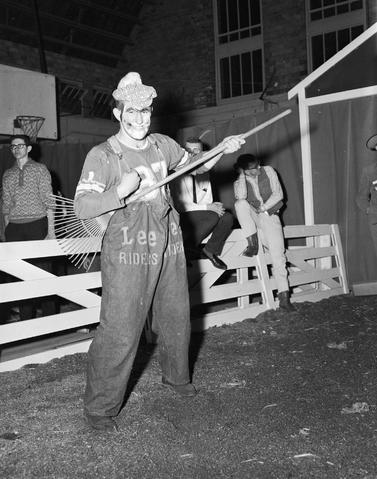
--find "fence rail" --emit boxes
[0,224,349,371]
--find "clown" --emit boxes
[74,72,244,432]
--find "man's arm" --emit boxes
[74,147,139,220]
[194,137,246,174]
[2,175,10,230]
[172,135,245,174]
[234,172,248,201]
[38,166,56,239]
[46,208,56,239]
[195,152,223,174]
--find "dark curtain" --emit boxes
[310,95,377,284]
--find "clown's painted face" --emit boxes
[118,105,152,141]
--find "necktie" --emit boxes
[192,175,197,203]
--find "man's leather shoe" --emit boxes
[162,377,198,397]
[243,233,259,257]
[202,247,227,270]
[243,245,258,257]
[84,413,118,432]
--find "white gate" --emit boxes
[0,224,348,371]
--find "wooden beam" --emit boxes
[0,24,124,61]
[288,22,377,99]
[70,0,141,24]
[31,0,48,73]
[305,86,377,107]
[0,0,133,44]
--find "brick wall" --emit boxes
[0,39,120,91]
[124,0,216,114]
[0,0,375,118]
[262,1,307,96]
[122,0,308,108]
[367,0,377,24]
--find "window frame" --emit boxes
[305,0,366,72]
[213,0,265,105]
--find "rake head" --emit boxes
[52,194,111,271]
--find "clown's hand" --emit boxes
[221,135,245,154]
[117,169,141,200]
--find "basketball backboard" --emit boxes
[0,64,58,141]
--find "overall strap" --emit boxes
[147,135,170,197]
[148,134,165,165]
[107,135,132,178]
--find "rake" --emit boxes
[53,109,291,270]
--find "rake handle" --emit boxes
[126,108,291,204]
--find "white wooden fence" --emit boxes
[0,224,349,371]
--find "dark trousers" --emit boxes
[4,217,57,321]
[84,203,191,417]
[179,210,234,256]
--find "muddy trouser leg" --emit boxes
[152,224,191,386]
[83,205,167,418]
[83,295,152,418]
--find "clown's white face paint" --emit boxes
[114,106,152,148]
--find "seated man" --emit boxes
[171,137,234,270]
[233,153,294,312]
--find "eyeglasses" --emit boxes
[124,107,152,117]
[10,144,27,151]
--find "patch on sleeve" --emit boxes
[176,150,190,168]
[76,171,106,194]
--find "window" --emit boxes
[214,0,263,102]
[58,79,113,119]
[307,0,366,70]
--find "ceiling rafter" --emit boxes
[0,0,134,44]
[0,23,124,60]
[69,0,141,24]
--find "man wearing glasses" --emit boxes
[2,134,55,320]
[74,72,245,432]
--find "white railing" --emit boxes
[0,225,349,371]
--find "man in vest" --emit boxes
[233,153,294,312]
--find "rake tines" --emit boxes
[52,194,109,271]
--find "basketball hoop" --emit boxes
[16,115,45,143]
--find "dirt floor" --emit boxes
[1,293,377,479]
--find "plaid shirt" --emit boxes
[2,159,54,222]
